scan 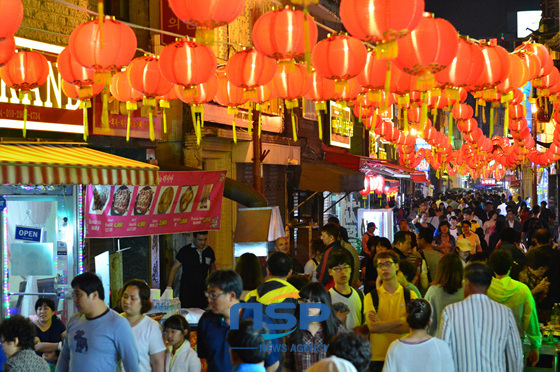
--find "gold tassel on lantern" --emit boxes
[125,101,138,142]
[384,61,392,94]
[256,104,263,138]
[303,9,312,72]
[285,99,299,141]
[376,40,398,60]
[247,104,253,136]
[143,97,157,141]
[98,0,104,45]
[159,100,169,134]
[79,100,92,141]
[315,101,326,140]
[195,29,215,46]
[192,104,205,144]
[489,107,495,137]
[227,107,238,143]
[19,91,28,138]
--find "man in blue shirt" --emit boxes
[197,270,280,372]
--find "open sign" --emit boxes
[360,175,385,196]
[15,226,42,242]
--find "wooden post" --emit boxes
[252,106,264,194]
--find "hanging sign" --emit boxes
[360,174,385,196]
[85,171,226,238]
[15,226,43,242]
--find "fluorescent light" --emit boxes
[14,37,64,54]
[0,119,84,134]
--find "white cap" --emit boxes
[306,356,357,372]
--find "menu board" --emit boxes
[85,171,226,238]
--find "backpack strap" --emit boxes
[369,288,379,312]
[419,251,432,283]
[403,287,411,306]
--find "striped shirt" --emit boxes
[439,294,524,372]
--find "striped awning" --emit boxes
[0,144,159,185]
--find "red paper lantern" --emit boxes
[538,67,560,90]
[168,0,245,29]
[252,8,318,62]
[452,103,473,121]
[268,63,312,101]
[177,73,218,105]
[68,16,137,73]
[128,56,173,98]
[226,48,277,90]
[0,50,49,137]
[357,49,402,91]
[0,0,23,39]
[514,52,541,81]
[0,36,15,67]
[508,104,525,120]
[435,37,484,88]
[497,54,529,94]
[159,39,217,89]
[338,78,363,102]
[472,43,511,90]
[340,0,424,58]
[304,70,339,102]
[250,84,273,104]
[110,71,144,141]
[214,69,249,143]
[62,80,104,140]
[1,50,48,90]
[456,118,477,133]
[58,47,95,86]
[393,13,458,89]
[311,34,367,81]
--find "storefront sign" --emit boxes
[480,178,496,185]
[329,101,352,149]
[85,171,226,238]
[360,175,385,196]
[159,0,196,45]
[415,138,431,172]
[15,226,43,242]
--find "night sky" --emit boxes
[424,0,541,40]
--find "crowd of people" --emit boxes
[0,191,556,371]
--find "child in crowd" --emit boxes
[163,314,201,372]
[42,350,59,371]
[396,260,422,299]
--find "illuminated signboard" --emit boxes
[481,179,496,185]
[329,101,352,149]
[415,138,431,172]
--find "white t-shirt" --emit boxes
[131,316,167,372]
[329,287,364,329]
[304,258,319,282]
[165,340,201,372]
[383,337,455,372]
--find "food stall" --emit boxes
[0,143,159,321]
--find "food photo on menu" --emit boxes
[111,185,133,216]
[90,185,110,213]
[156,186,177,214]
[133,186,155,215]
[175,185,198,213]
[197,184,213,211]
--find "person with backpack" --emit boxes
[522,205,547,249]
[328,252,364,330]
[358,250,417,372]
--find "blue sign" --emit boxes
[0,196,5,212]
[15,226,42,242]
[230,301,330,340]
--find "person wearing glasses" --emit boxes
[197,270,280,372]
[327,252,364,330]
[120,279,166,372]
[359,250,417,372]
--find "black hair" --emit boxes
[71,272,104,300]
[534,228,551,245]
[463,208,473,215]
[328,216,341,225]
[291,283,340,345]
[312,239,326,254]
[376,237,392,252]
[489,249,513,276]
[121,279,153,314]
[331,302,350,313]
[267,252,293,277]
[163,314,190,338]
[418,227,434,244]
[193,231,209,238]
[461,220,472,228]
[327,251,352,269]
[0,315,36,350]
[227,318,270,364]
[393,231,409,246]
[464,262,493,289]
[439,220,450,228]
[501,228,521,244]
[374,250,400,266]
[35,298,56,312]
[406,299,432,330]
[531,250,552,270]
[487,211,496,219]
[321,223,340,240]
[532,205,541,216]
[327,331,372,372]
[398,259,417,283]
[287,274,310,291]
[235,253,264,291]
[207,269,243,299]
[366,236,380,254]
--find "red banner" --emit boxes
[85,171,226,238]
[159,0,196,45]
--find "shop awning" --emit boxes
[0,144,159,185]
[299,160,365,193]
[411,173,429,183]
[360,158,430,183]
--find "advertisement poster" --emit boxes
[85,171,226,238]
